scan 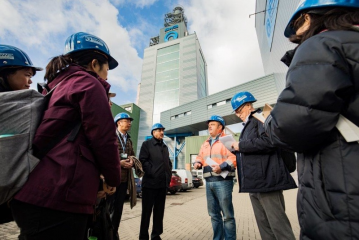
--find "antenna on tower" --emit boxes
[164,5,187,27]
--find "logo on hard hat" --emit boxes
[0,53,14,60]
[236,95,247,102]
[85,37,104,46]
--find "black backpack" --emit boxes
[279,149,296,173]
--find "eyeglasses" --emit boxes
[235,104,247,115]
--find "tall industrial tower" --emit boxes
[136,6,208,156]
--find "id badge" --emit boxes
[121,153,128,159]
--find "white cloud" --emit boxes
[0,0,143,92]
[134,0,158,8]
[179,0,265,94]
[110,0,158,8]
[0,0,265,101]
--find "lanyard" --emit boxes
[116,130,126,153]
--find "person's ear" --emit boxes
[90,59,99,70]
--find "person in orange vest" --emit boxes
[194,115,237,240]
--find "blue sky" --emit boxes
[0,0,264,106]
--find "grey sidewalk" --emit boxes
[0,186,299,240]
[119,187,299,240]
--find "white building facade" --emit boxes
[255,0,300,91]
[136,6,208,154]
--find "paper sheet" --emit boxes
[336,115,359,143]
[252,112,266,123]
[253,103,273,123]
[205,157,229,178]
[219,135,237,151]
[263,103,273,118]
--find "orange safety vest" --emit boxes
[195,132,236,177]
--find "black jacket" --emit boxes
[237,110,296,193]
[265,30,359,240]
[139,137,172,189]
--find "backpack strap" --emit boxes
[67,122,82,142]
[37,82,50,93]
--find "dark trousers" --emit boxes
[10,200,89,240]
[111,182,128,239]
[249,191,295,240]
[139,187,167,240]
[0,202,13,224]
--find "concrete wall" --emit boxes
[161,74,279,134]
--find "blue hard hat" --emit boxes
[114,112,134,124]
[207,115,226,128]
[285,0,359,37]
[64,32,118,70]
[231,91,257,112]
[151,123,165,136]
[0,44,43,71]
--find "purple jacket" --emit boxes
[15,65,121,214]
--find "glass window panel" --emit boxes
[157,52,179,64]
[156,69,179,82]
[154,89,179,104]
[217,100,226,106]
[202,88,206,97]
[155,79,179,92]
[157,44,179,56]
[156,59,179,72]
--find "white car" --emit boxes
[173,169,193,191]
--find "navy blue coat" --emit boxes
[236,110,297,193]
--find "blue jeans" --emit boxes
[206,180,236,240]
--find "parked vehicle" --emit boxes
[173,169,193,191]
[168,171,182,194]
[192,174,203,188]
[191,170,203,181]
[135,177,142,198]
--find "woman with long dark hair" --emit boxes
[265,1,359,239]
[10,32,121,240]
